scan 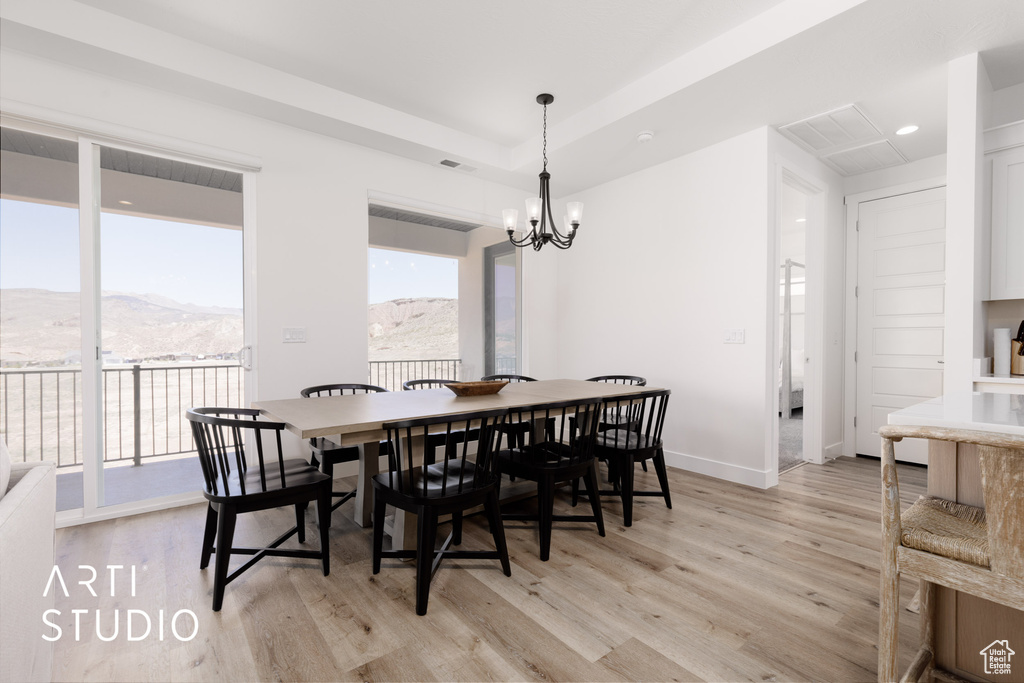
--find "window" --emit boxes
[367,247,459,389]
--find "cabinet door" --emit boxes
[990,145,1024,300]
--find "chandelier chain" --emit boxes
[542,102,548,171]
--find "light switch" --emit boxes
[724,328,745,344]
[283,327,306,343]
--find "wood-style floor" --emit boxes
[51,456,927,682]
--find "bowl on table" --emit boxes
[444,380,509,397]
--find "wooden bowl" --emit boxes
[445,380,509,397]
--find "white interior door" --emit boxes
[856,187,945,463]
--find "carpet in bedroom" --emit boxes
[779,407,803,472]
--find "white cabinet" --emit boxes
[990,144,1024,300]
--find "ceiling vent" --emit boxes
[778,104,907,177]
[780,104,881,152]
[438,158,478,173]
[820,140,907,175]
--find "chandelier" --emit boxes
[503,94,583,251]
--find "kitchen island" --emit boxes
[888,392,1024,682]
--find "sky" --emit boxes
[1,199,458,309]
[367,247,458,304]
[0,198,243,309]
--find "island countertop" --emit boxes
[887,391,1024,436]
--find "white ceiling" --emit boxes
[2,0,1023,195]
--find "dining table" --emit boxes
[252,378,657,550]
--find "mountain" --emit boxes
[368,297,457,360]
[1,290,459,366]
[0,288,243,364]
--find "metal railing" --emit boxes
[368,359,461,392]
[0,363,243,467]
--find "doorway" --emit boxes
[0,124,254,520]
[778,181,809,472]
[853,187,946,463]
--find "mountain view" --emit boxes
[368,297,457,360]
[0,289,458,365]
[0,288,243,366]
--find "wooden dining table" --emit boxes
[253,378,656,549]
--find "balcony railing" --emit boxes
[368,358,461,392]
[0,363,243,467]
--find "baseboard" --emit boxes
[663,449,770,489]
[824,441,843,460]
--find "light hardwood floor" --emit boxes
[50,456,927,682]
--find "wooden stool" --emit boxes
[878,425,1024,682]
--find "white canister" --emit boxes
[994,328,1012,375]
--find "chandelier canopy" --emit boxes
[503,94,583,251]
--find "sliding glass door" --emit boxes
[483,241,520,376]
[0,124,252,517]
[96,144,245,508]
[0,128,84,510]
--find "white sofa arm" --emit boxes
[0,461,56,683]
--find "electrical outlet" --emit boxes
[283,327,306,343]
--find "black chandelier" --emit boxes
[503,94,583,251]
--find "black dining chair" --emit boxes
[372,407,512,615]
[497,397,605,561]
[402,379,454,391]
[299,383,388,518]
[586,389,672,527]
[481,374,537,382]
[481,374,542,449]
[186,407,332,611]
[586,374,649,471]
[586,375,647,386]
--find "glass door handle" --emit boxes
[240,345,253,371]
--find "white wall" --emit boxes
[944,53,992,393]
[842,154,947,197]
[0,50,531,458]
[549,128,772,486]
[990,81,1024,128]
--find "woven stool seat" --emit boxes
[900,496,989,568]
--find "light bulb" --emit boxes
[566,201,583,226]
[525,197,542,224]
[502,208,518,232]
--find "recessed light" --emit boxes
[796,218,806,223]
[118,200,133,205]
[896,125,919,135]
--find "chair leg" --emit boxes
[212,505,237,612]
[570,478,580,507]
[200,503,218,570]
[538,477,556,562]
[919,580,936,679]
[878,556,900,682]
[415,509,439,615]
[317,488,331,577]
[652,448,672,509]
[619,456,636,527]
[295,503,306,543]
[586,462,606,536]
[640,460,648,472]
[372,493,386,575]
[452,511,464,546]
[608,459,621,491]
[320,455,334,529]
[485,490,512,576]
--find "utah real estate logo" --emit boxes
[980,640,1015,676]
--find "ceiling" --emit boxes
[1,0,1023,195]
